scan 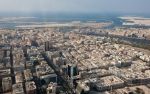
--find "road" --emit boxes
[42,53,75,94]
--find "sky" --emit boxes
[0,0,150,14]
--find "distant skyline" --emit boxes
[0,0,150,15]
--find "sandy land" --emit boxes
[119,16,150,26]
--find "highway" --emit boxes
[42,53,75,94]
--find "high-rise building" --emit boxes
[25,81,36,94]
[12,83,24,94]
[68,64,79,78]
[2,77,12,92]
[45,41,50,51]
[46,82,57,94]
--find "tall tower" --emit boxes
[68,64,79,78]
[45,41,50,51]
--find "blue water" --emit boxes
[0,13,149,29]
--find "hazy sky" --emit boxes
[0,0,150,14]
